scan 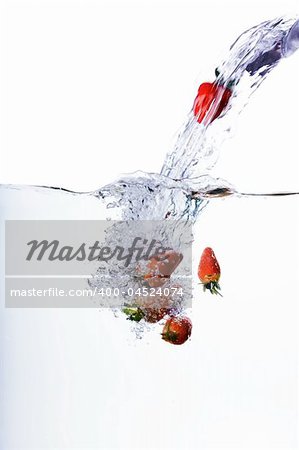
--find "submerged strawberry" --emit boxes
[138,295,172,323]
[142,250,183,288]
[123,296,172,323]
[161,316,192,345]
[198,247,222,296]
[122,305,168,323]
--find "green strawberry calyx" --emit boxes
[203,281,223,297]
[122,306,145,322]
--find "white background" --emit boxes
[0,0,299,449]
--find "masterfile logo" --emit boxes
[5,220,192,308]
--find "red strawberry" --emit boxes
[137,295,172,323]
[198,247,222,296]
[144,308,169,323]
[123,306,169,323]
[123,296,172,323]
[143,250,183,288]
[161,316,192,345]
[193,82,232,125]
